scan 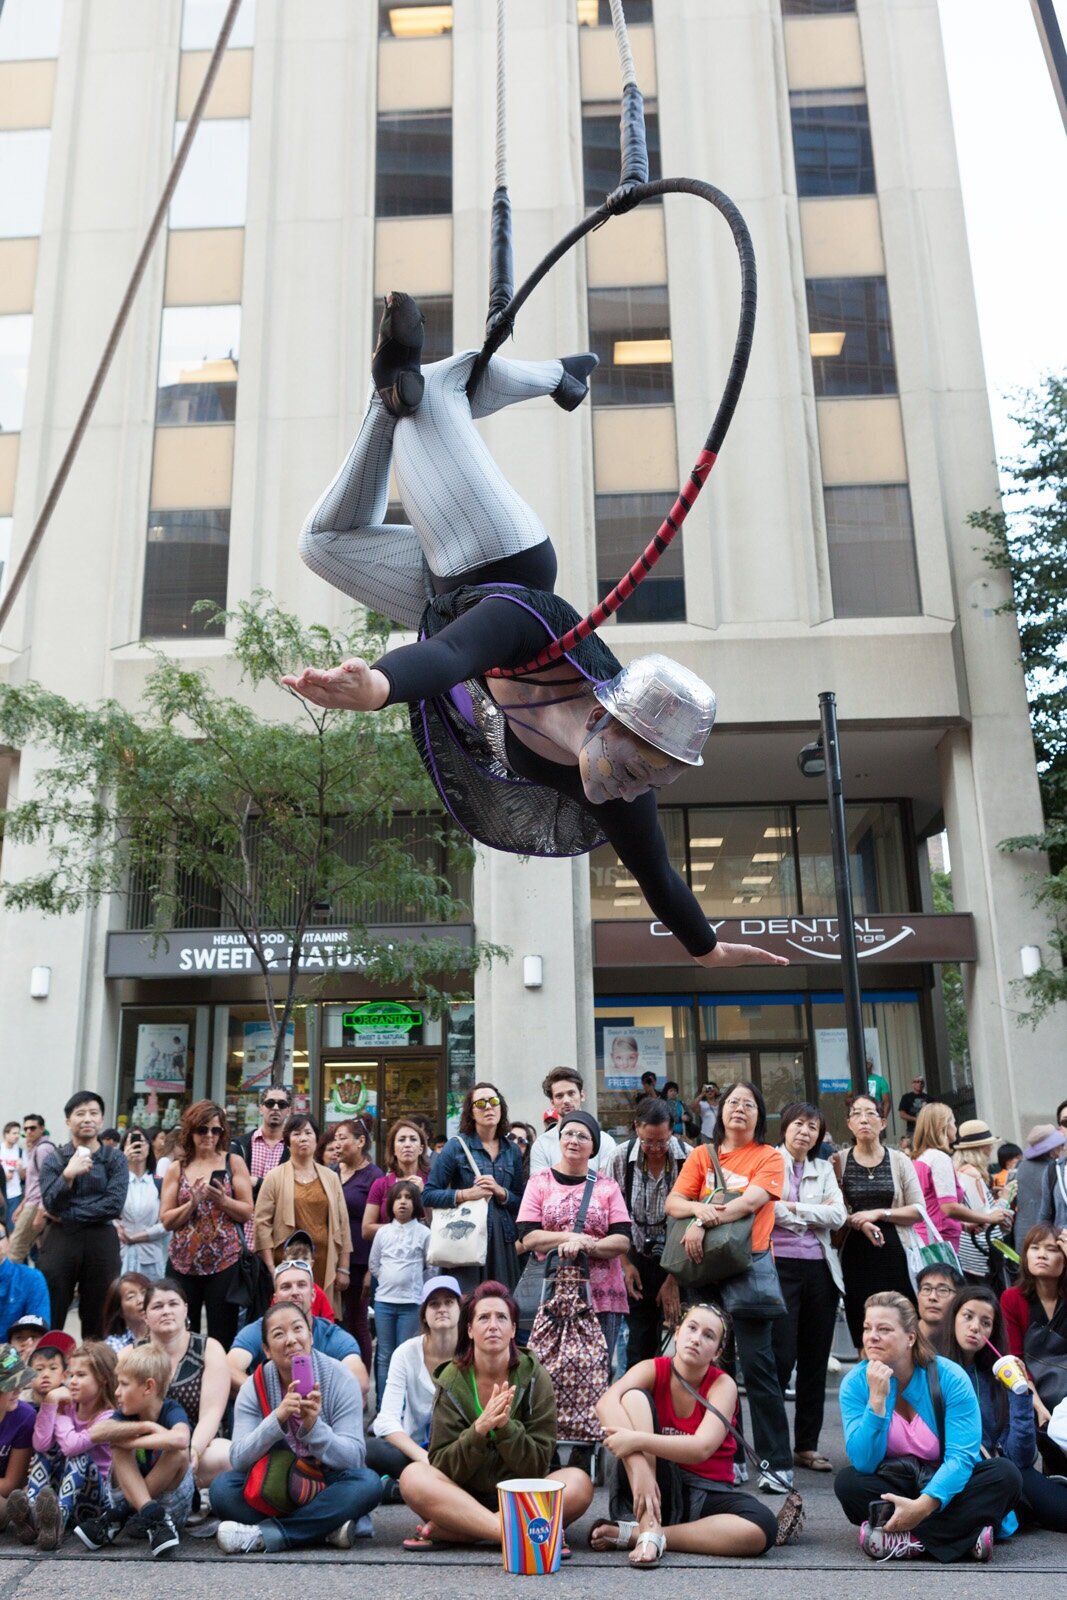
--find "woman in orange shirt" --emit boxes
[666,1081,792,1491]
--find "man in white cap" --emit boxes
[286,298,787,972]
[226,1258,367,1399]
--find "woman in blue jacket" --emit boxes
[937,1284,1067,1533]
[424,1083,524,1293]
[836,1290,1020,1562]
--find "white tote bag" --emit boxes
[426,1135,488,1268]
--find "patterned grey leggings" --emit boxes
[299,349,564,629]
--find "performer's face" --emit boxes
[578,710,683,805]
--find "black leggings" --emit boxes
[835,1458,1021,1562]
[169,1260,241,1348]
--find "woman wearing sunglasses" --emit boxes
[425,1084,524,1293]
[159,1101,254,1347]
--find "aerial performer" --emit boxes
[285,294,785,973]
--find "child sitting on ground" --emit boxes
[0,1345,34,1523]
[6,1340,117,1548]
[73,1342,193,1558]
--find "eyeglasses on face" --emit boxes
[725,1100,758,1113]
[263,1098,290,1109]
[508,1132,528,1144]
[195,1125,224,1137]
[918,1283,954,1298]
[638,1137,670,1149]
[471,1096,501,1110]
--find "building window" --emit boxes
[782,0,855,13]
[0,0,63,60]
[595,492,686,623]
[588,287,673,407]
[807,277,896,396]
[0,313,32,432]
[797,800,910,916]
[594,998,695,1137]
[370,294,452,366]
[378,2,453,36]
[825,483,920,617]
[790,90,874,197]
[0,130,50,237]
[156,305,240,425]
[583,107,661,209]
[375,113,452,218]
[169,120,249,230]
[181,0,256,50]
[0,516,11,596]
[578,0,653,22]
[141,508,230,637]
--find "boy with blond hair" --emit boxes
[73,1342,192,1558]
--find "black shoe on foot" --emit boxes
[146,1509,180,1558]
[552,352,599,411]
[6,1489,36,1546]
[372,290,425,417]
[72,1508,126,1551]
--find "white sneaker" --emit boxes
[216,1521,266,1554]
[758,1469,793,1494]
[326,1521,355,1549]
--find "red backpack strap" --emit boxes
[253,1362,271,1418]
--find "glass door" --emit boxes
[322,1058,379,1130]
[702,1045,810,1143]
[320,1055,445,1163]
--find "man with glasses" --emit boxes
[231,1086,291,1248]
[610,1097,686,1366]
[7,1115,54,1266]
[915,1263,963,1343]
[38,1092,128,1339]
[529,1067,618,1176]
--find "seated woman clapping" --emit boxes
[209,1302,381,1555]
[398,1280,593,1553]
[591,1302,778,1568]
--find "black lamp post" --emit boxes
[798,691,867,1099]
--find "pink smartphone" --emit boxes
[291,1353,314,1396]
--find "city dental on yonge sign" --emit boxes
[106,924,473,979]
[594,913,977,968]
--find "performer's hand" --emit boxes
[696,941,789,970]
[281,658,390,712]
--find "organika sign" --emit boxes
[106,924,473,979]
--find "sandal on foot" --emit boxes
[403,1522,436,1551]
[629,1529,666,1569]
[793,1450,833,1473]
[589,1518,637,1551]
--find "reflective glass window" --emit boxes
[0,129,50,237]
[594,998,695,1137]
[0,0,63,59]
[379,2,453,37]
[782,0,855,12]
[169,120,249,230]
[578,1,652,23]
[807,277,896,396]
[685,806,798,918]
[156,304,240,425]
[589,806,686,922]
[583,106,661,208]
[825,484,920,617]
[181,0,256,50]
[797,800,910,915]
[0,313,32,431]
[595,492,685,624]
[588,287,673,407]
[375,113,452,218]
[0,516,11,596]
[790,90,874,196]
[141,508,230,637]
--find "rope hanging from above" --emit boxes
[485,0,514,338]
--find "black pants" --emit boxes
[364,1435,410,1481]
[732,1315,792,1475]
[771,1256,840,1454]
[1019,1464,1067,1532]
[625,1253,670,1367]
[169,1260,242,1348]
[38,1220,120,1340]
[835,1458,1022,1563]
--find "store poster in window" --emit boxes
[241,1021,295,1093]
[601,1025,667,1132]
[134,1024,189,1093]
[446,1004,475,1137]
[326,1068,378,1127]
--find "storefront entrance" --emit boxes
[701,1045,810,1143]
[321,1054,445,1161]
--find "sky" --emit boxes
[937,0,1067,467]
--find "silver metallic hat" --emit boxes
[593,654,717,767]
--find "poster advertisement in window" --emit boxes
[603,1025,667,1091]
[241,1020,294,1091]
[815,1026,883,1093]
[134,1023,189,1093]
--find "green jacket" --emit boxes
[428,1351,556,1498]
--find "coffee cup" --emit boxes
[992,1354,1029,1395]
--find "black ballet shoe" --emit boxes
[552,352,599,412]
[373,291,425,416]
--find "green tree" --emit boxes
[0,593,504,1082]
[970,372,1067,1022]
[930,869,971,1082]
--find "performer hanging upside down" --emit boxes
[287,294,786,972]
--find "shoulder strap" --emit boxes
[707,1144,730,1193]
[927,1358,946,1457]
[670,1361,791,1491]
[624,1138,638,1211]
[574,1172,597,1233]
[252,1362,271,1419]
[454,1135,481,1183]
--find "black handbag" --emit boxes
[659,1147,753,1288]
[1024,1318,1067,1410]
[515,1173,595,1331]
[718,1247,787,1320]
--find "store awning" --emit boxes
[594,914,977,968]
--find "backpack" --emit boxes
[528,1257,608,1444]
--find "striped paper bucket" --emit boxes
[497,1477,566,1575]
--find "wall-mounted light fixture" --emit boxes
[522,955,543,989]
[30,965,51,999]
[1020,945,1043,978]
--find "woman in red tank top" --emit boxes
[589,1304,778,1567]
